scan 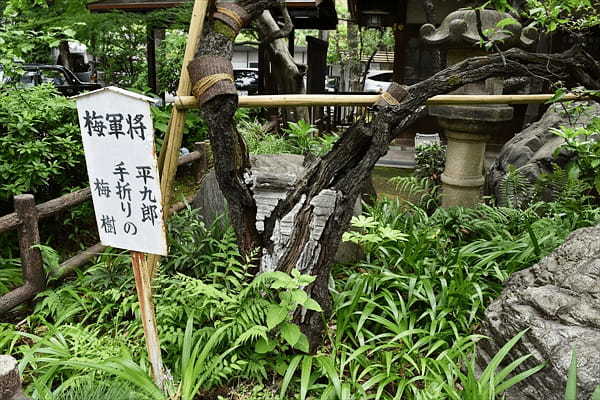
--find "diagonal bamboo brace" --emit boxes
[148,0,211,277]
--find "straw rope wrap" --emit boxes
[374,83,409,107]
[188,56,237,106]
[192,73,234,99]
[212,2,250,38]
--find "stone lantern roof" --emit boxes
[420,8,537,50]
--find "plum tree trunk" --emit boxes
[190,0,600,350]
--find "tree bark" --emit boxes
[255,11,309,122]
[347,21,362,92]
[58,41,72,71]
[190,1,600,350]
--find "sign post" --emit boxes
[73,86,168,389]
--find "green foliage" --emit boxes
[499,165,533,209]
[95,22,148,89]
[437,330,544,399]
[240,119,292,155]
[550,106,600,194]
[0,257,22,296]
[565,349,600,400]
[33,375,150,400]
[414,143,447,185]
[525,0,600,32]
[239,119,338,156]
[8,208,321,399]
[156,30,186,94]
[388,144,446,212]
[5,188,598,399]
[0,85,85,202]
[499,100,600,209]
[326,5,394,67]
[282,120,338,156]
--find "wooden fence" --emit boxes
[0,141,211,315]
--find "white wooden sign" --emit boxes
[73,87,167,256]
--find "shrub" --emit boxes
[0,85,85,205]
[414,143,447,184]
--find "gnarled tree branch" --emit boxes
[190,0,600,348]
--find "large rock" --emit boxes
[486,102,600,204]
[192,154,364,264]
[477,225,600,399]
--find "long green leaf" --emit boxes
[280,355,302,400]
[317,356,342,399]
[565,349,577,400]
[480,329,528,383]
[300,356,313,400]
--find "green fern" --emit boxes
[389,176,441,211]
[499,165,534,209]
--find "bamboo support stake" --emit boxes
[173,93,587,109]
[149,0,210,277]
[131,251,165,390]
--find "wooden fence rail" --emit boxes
[0,142,211,315]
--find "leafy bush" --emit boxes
[551,105,600,193]
[156,30,186,94]
[0,85,85,204]
[240,119,292,155]
[283,120,338,156]
[0,257,22,296]
[414,143,447,184]
[239,119,339,156]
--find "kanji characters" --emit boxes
[141,203,159,225]
[83,110,106,136]
[106,113,125,140]
[100,215,117,234]
[81,110,147,141]
[93,178,111,198]
[136,166,154,185]
[127,114,146,140]
[113,162,130,182]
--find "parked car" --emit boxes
[234,68,258,95]
[1,64,101,96]
[363,70,393,93]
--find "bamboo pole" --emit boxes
[173,93,587,109]
[131,251,165,390]
[149,0,210,277]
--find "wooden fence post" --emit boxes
[0,195,45,314]
[192,141,210,183]
[15,195,45,295]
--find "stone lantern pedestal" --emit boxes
[432,111,511,207]
[420,9,536,207]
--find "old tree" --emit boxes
[190,0,600,349]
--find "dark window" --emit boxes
[370,72,393,82]
[20,71,38,87]
[39,69,68,86]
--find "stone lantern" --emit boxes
[420,9,537,207]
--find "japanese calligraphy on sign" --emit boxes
[73,87,167,256]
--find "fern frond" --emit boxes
[499,165,534,209]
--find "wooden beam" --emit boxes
[174,93,588,109]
